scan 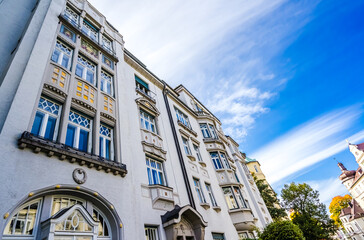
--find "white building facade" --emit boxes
[0,0,272,239]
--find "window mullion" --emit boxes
[39,113,49,137]
[75,126,80,149]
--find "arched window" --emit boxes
[3,199,42,239]
[92,208,111,238]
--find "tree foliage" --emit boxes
[258,220,304,240]
[329,194,352,227]
[253,175,287,221]
[281,182,337,240]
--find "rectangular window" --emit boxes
[99,123,114,160]
[233,187,247,208]
[135,75,149,95]
[210,152,223,170]
[209,124,218,139]
[182,137,191,155]
[31,97,61,141]
[140,109,157,133]
[234,170,240,183]
[193,178,206,203]
[223,187,238,210]
[51,40,73,70]
[82,20,98,42]
[101,70,113,96]
[60,24,76,42]
[220,153,231,169]
[102,55,114,70]
[146,158,166,186]
[145,226,159,240]
[64,6,79,26]
[212,233,225,240]
[206,183,217,207]
[75,55,96,85]
[199,123,211,138]
[175,108,191,129]
[102,35,113,53]
[193,144,202,162]
[65,110,92,153]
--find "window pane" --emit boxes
[99,137,104,158]
[152,169,158,184]
[79,129,89,152]
[65,125,76,147]
[105,139,110,159]
[31,112,44,136]
[51,49,60,63]
[61,55,70,69]
[75,64,83,77]
[86,70,94,84]
[44,116,56,140]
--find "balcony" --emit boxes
[141,129,166,159]
[177,120,197,137]
[135,86,156,103]
[148,185,175,211]
[18,132,127,177]
[229,208,256,231]
[59,14,118,61]
[204,140,225,151]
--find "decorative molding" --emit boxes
[71,97,97,113]
[136,97,159,115]
[100,112,116,123]
[43,83,67,98]
[72,168,87,184]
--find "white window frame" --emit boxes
[146,157,166,186]
[66,110,93,153]
[233,186,248,208]
[175,108,191,129]
[145,226,159,240]
[219,152,231,169]
[82,20,98,42]
[51,40,73,70]
[193,178,207,204]
[64,6,79,25]
[222,187,239,210]
[209,124,218,139]
[75,55,96,85]
[210,152,223,170]
[193,144,202,162]
[101,70,114,96]
[206,183,217,207]
[182,137,192,155]
[99,123,114,161]
[92,207,111,238]
[51,196,85,216]
[200,123,211,138]
[102,35,113,52]
[140,109,157,134]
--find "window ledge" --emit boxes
[203,137,222,144]
[198,161,207,167]
[187,154,196,161]
[200,203,210,209]
[212,206,221,212]
[18,131,127,177]
[177,121,197,137]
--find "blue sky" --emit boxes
[89,0,364,206]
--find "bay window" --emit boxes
[200,123,211,138]
[31,97,61,141]
[222,187,238,210]
[210,152,223,170]
[233,187,248,208]
[65,110,92,153]
[146,157,166,186]
[140,109,157,133]
[51,40,73,70]
[101,70,113,96]
[75,55,96,85]
[209,124,218,138]
[220,152,231,169]
[99,123,114,160]
[193,178,206,203]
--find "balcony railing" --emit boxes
[135,85,156,102]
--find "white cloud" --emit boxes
[306,178,348,206]
[252,106,364,184]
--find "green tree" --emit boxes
[258,220,304,240]
[253,175,287,221]
[281,182,337,240]
[329,195,352,227]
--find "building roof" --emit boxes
[245,157,258,163]
[357,142,364,151]
[339,199,364,220]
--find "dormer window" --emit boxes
[200,123,218,139]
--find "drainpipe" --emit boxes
[162,82,196,209]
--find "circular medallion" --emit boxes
[73,168,87,184]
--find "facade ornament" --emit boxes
[73,168,87,184]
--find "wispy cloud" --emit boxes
[252,106,364,184]
[306,178,348,206]
[89,0,319,141]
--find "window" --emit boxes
[254,165,259,173]
[140,109,157,133]
[212,233,225,240]
[145,226,159,240]
[193,178,206,203]
[60,24,76,42]
[146,157,166,186]
[223,187,238,210]
[220,152,231,169]
[65,110,92,153]
[31,97,61,141]
[99,123,114,160]
[210,152,223,169]
[75,55,96,85]
[51,40,73,70]
[206,183,217,207]
[209,124,218,139]
[82,20,98,42]
[3,200,41,236]
[64,6,79,26]
[51,197,84,215]
[199,123,211,138]
[93,208,110,237]
[182,137,191,155]
[102,55,114,69]
[233,187,247,208]
[194,103,202,112]
[102,35,113,52]
[234,170,240,183]
[193,144,202,162]
[175,108,191,129]
[135,75,149,95]
[238,232,249,240]
[101,70,114,96]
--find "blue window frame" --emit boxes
[66,110,92,153]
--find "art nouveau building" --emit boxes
[0,0,272,239]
